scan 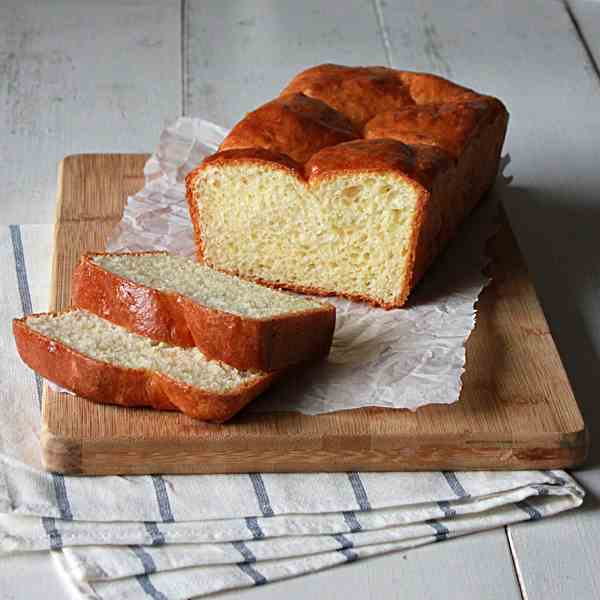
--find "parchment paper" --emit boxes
[106,117,509,415]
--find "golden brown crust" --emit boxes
[281,64,415,129]
[364,98,502,159]
[73,251,195,346]
[281,64,479,129]
[408,107,509,292]
[185,166,206,263]
[72,253,336,372]
[396,71,479,105]
[186,63,510,308]
[13,314,276,423]
[201,147,304,175]
[304,139,453,191]
[219,93,358,163]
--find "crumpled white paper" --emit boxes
[106,117,507,415]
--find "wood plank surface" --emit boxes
[0,0,180,224]
[185,0,388,125]
[40,154,586,474]
[568,0,600,73]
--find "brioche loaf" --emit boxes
[72,252,335,371]
[186,64,508,308]
[13,310,274,422]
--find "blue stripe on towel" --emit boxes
[339,547,359,562]
[32,371,43,411]
[442,472,469,498]
[52,473,73,521]
[144,522,166,546]
[438,500,457,518]
[347,472,371,511]
[332,533,354,550]
[232,540,257,563]
[516,500,542,521]
[249,474,274,517]
[10,225,75,538]
[427,519,450,541]
[531,484,549,497]
[543,470,566,485]
[150,475,175,522]
[41,516,63,550]
[131,546,158,574]
[135,574,169,600]
[342,510,362,532]
[245,516,265,539]
[238,562,267,586]
[10,225,40,409]
[9,225,33,315]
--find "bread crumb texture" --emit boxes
[27,310,262,391]
[93,253,323,319]
[196,166,418,305]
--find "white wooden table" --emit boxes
[2,1,600,598]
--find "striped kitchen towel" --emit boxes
[0,225,585,600]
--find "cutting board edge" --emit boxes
[41,419,588,475]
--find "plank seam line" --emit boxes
[564,0,600,83]
[505,526,528,600]
[372,0,393,67]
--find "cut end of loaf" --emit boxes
[25,310,263,392]
[193,163,421,306]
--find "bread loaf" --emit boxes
[13,310,274,422]
[72,252,335,372]
[186,64,508,308]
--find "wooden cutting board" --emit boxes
[41,154,588,475]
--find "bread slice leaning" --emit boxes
[13,310,275,423]
[72,252,336,372]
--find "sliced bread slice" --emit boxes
[72,252,336,372]
[13,309,275,422]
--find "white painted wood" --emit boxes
[507,483,600,600]
[376,0,600,185]
[0,0,181,224]
[185,0,388,126]
[568,0,600,67]
[373,1,600,598]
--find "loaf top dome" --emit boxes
[189,63,508,190]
